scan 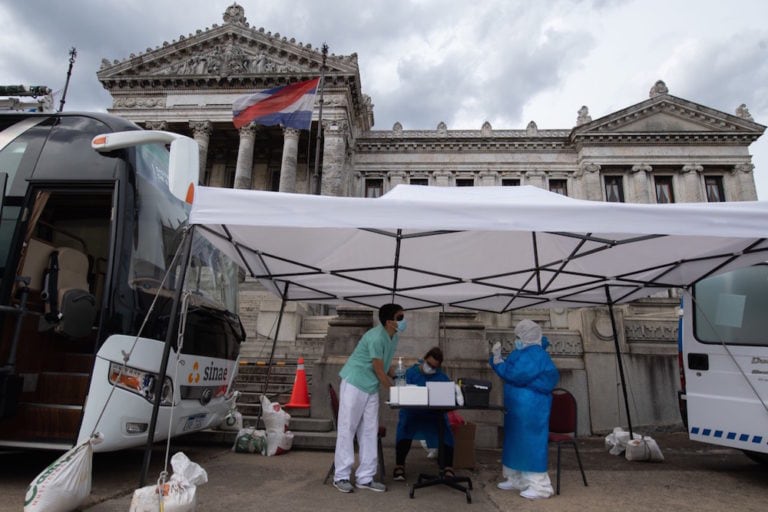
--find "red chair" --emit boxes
[323,383,386,484]
[548,388,588,494]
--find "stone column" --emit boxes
[144,120,167,131]
[388,171,407,188]
[478,170,498,186]
[189,121,212,184]
[581,162,603,201]
[278,127,301,193]
[433,170,452,187]
[630,163,652,203]
[320,121,348,197]
[234,125,256,190]
[681,164,704,202]
[732,163,757,201]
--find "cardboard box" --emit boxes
[427,381,456,406]
[398,385,429,405]
[451,422,476,469]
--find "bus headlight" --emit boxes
[108,362,173,406]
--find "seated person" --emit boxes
[393,347,455,481]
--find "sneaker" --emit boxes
[393,466,406,481]
[356,480,387,492]
[333,479,354,493]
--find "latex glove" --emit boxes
[491,342,503,364]
[455,383,465,406]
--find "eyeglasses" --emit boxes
[395,314,404,321]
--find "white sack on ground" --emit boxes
[24,434,101,512]
[605,427,642,456]
[625,436,665,462]
[129,452,208,512]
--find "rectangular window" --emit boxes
[410,178,428,186]
[604,175,625,202]
[704,176,725,202]
[365,178,384,198]
[501,178,520,186]
[654,176,674,203]
[455,178,474,187]
[548,179,567,196]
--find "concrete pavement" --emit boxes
[1,432,766,511]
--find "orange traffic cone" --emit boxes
[284,356,310,408]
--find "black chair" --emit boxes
[323,383,386,484]
[548,387,588,494]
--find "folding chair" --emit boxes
[548,387,588,494]
[323,383,386,484]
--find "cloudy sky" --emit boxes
[2,0,767,197]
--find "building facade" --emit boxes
[97,4,765,437]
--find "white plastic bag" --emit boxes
[130,452,208,512]
[260,394,290,433]
[233,427,267,454]
[24,435,101,512]
[419,439,438,459]
[266,430,295,456]
[219,410,243,432]
[625,436,664,462]
[604,426,641,455]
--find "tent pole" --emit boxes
[139,225,195,487]
[606,287,634,438]
[256,282,290,428]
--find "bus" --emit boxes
[679,264,768,464]
[0,112,244,452]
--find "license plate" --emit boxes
[183,413,207,432]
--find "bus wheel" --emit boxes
[742,450,768,465]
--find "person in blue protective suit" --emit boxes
[489,319,560,500]
[393,347,456,481]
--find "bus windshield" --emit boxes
[693,264,768,346]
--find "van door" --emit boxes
[682,265,768,455]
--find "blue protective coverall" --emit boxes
[395,362,454,448]
[489,338,559,472]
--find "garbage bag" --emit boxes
[625,436,664,462]
[604,427,641,456]
[266,430,294,456]
[260,394,290,433]
[233,427,267,454]
[129,452,208,512]
[24,434,101,512]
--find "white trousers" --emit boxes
[333,379,380,483]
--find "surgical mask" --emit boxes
[422,362,436,375]
[397,318,408,333]
[514,339,524,350]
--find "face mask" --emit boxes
[514,339,524,350]
[422,362,436,375]
[396,318,408,333]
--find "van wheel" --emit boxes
[742,450,768,465]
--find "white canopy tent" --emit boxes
[189,184,768,435]
[190,185,768,310]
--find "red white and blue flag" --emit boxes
[232,78,320,130]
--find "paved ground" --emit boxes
[2,432,766,511]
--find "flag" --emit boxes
[232,78,320,130]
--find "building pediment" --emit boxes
[572,94,765,144]
[98,6,358,83]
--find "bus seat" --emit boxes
[20,238,55,291]
[40,247,97,339]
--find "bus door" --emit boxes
[682,265,768,456]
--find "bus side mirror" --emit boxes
[168,137,199,205]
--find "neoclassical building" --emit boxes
[97,4,765,436]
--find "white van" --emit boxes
[679,264,768,464]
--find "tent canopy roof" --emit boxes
[189,185,768,312]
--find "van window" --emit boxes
[693,265,768,346]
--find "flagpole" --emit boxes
[312,43,328,195]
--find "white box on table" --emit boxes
[389,386,399,404]
[427,381,456,406]
[398,385,429,405]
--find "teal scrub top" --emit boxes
[339,324,399,394]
